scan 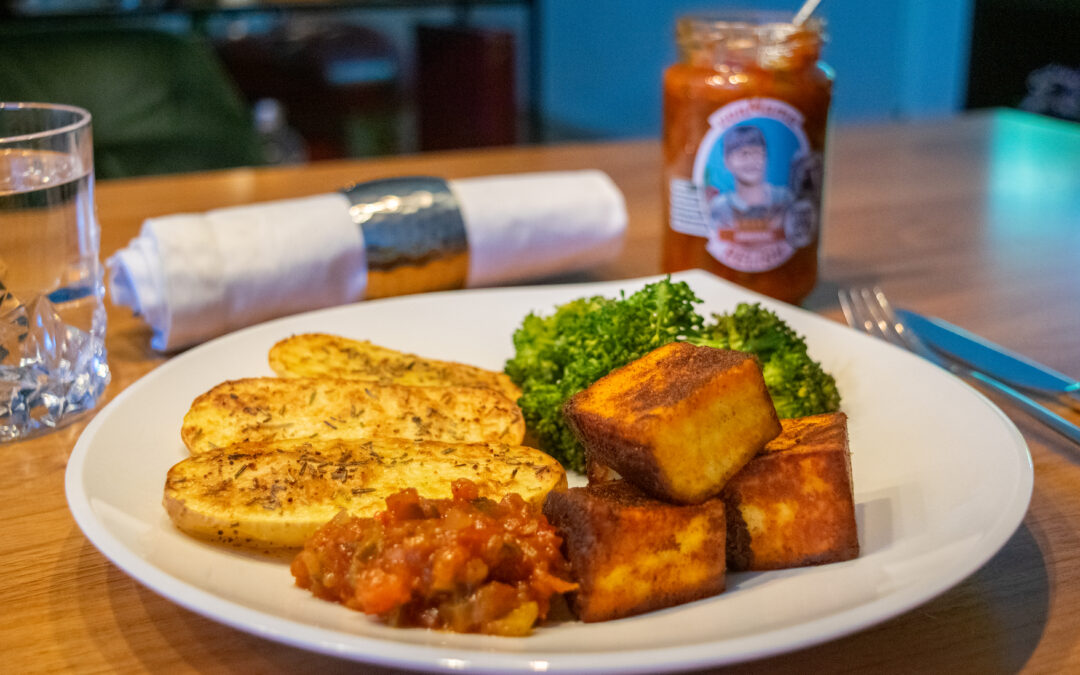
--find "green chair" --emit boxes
[0,28,264,178]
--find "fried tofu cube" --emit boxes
[543,480,726,622]
[723,412,859,571]
[564,342,781,504]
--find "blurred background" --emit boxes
[1,0,1076,179]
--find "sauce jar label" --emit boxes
[669,97,823,273]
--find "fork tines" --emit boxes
[838,287,944,366]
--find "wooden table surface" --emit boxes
[5,109,1080,673]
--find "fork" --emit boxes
[838,286,1080,446]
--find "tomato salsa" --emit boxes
[291,479,577,636]
[662,13,833,304]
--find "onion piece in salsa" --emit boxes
[291,479,577,636]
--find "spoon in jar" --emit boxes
[793,0,823,25]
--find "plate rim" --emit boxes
[64,270,1034,673]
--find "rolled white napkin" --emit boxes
[108,170,627,351]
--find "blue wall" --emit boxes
[540,0,973,138]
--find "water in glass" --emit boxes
[1,106,109,441]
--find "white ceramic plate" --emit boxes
[66,270,1033,673]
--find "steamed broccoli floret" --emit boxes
[504,278,705,472]
[695,303,841,418]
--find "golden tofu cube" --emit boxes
[723,412,859,571]
[564,342,781,504]
[543,480,726,622]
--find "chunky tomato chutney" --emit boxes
[291,479,577,636]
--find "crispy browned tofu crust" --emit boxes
[543,480,726,622]
[723,412,858,571]
[164,437,567,548]
[269,333,521,401]
[182,377,525,454]
[564,342,781,504]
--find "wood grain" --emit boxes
[3,109,1080,673]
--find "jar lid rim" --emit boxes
[678,11,826,32]
[676,12,826,50]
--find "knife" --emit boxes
[896,308,1080,408]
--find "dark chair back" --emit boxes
[0,28,263,178]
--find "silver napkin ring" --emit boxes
[341,177,469,299]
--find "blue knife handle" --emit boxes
[1062,385,1080,413]
[970,371,1080,445]
[897,308,1080,398]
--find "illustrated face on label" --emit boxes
[726,144,766,185]
[671,97,823,273]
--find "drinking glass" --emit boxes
[0,102,110,441]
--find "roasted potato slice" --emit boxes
[269,333,521,401]
[164,437,567,548]
[182,378,524,454]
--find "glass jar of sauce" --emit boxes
[662,13,832,304]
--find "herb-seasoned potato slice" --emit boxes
[269,333,521,401]
[182,378,524,454]
[163,438,567,548]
